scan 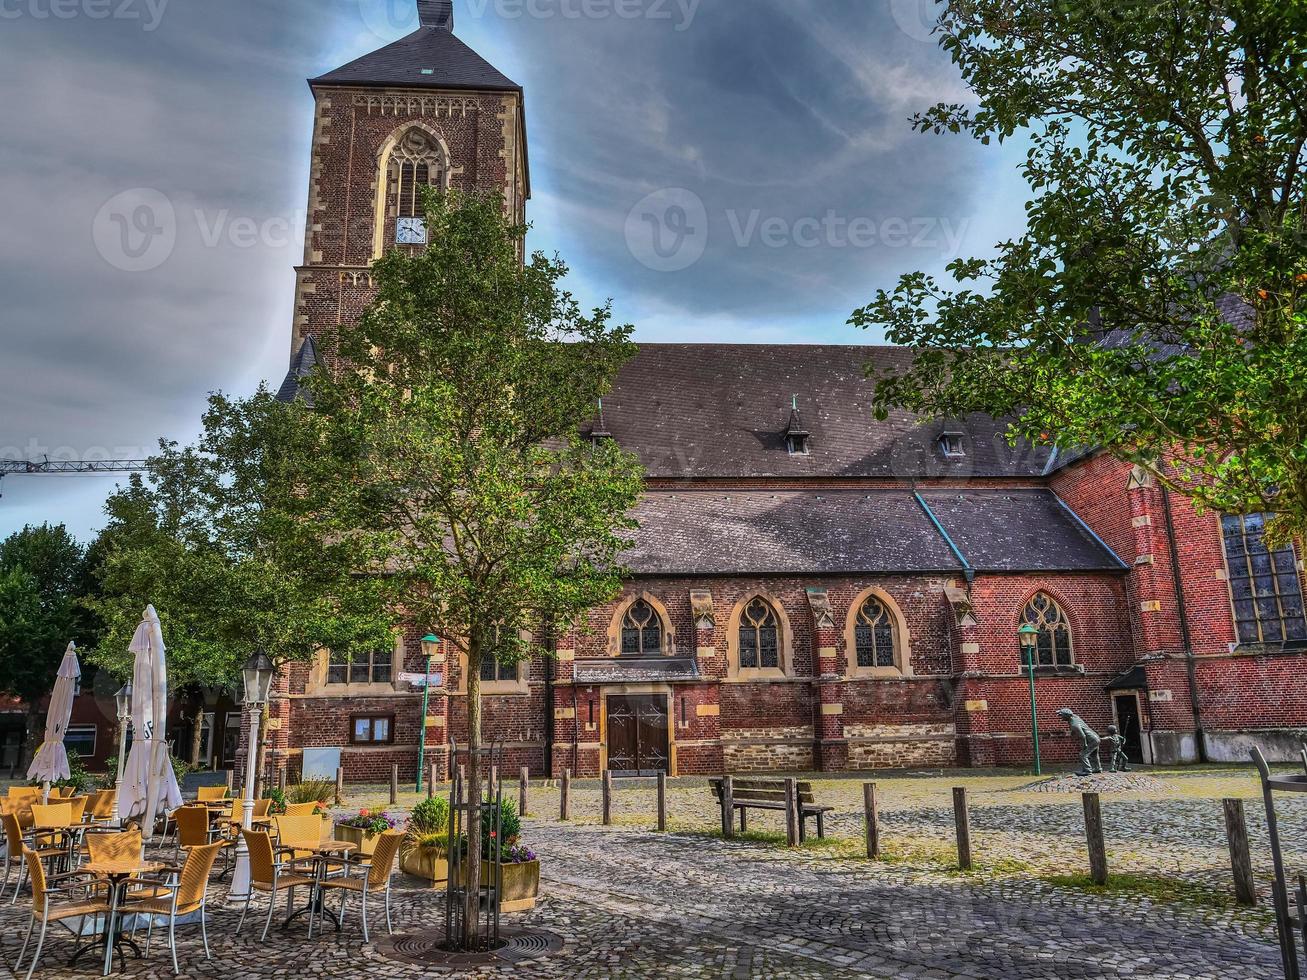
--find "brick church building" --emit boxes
[261,0,1307,783]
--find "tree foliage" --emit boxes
[852,0,1307,543]
[0,524,90,703]
[86,390,394,692]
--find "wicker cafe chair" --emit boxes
[89,790,117,820]
[235,829,317,942]
[3,812,64,905]
[85,829,143,865]
[195,786,229,802]
[282,802,320,817]
[28,804,73,831]
[316,829,404,942]
[13,847,110,980]
[5,788,40,803]
[117,841,222,975]
[272,814,326,861]
[173,805,235,873]
[67,797,88,824]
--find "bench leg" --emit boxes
[798,812,807,844]
[816,811,825,839]
[739,807,747,833]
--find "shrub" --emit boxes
[409,796,449,835]
[263,786,287,815]
[337,809,399,835]
[481,797,523,859]
[288,778,335,806]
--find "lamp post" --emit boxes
[110,683,131,823]
[229,649,275,902]
[1019,623,1042,775]
[416,635,439,793]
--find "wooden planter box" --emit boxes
[399,844,450,885]
[334,823,383,857]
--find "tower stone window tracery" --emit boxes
[621,599,663,655]
[386,128,447,246]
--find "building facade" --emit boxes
[256,0,1307,784]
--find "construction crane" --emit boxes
[0,458,148,499]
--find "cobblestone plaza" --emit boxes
[0,768,1295,979]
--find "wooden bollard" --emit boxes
[656,771,667,831]
[1083,792,1108,885]
[224,770,234,792]
[519,767,529,818]
[390,764,399,805]
[278,769,287,793]
[427,763,436,800]
[602,770,613,825]
[1223,798,1257,906]
[863,782,881,859]
[953,787,973,870]
[335,766,344,805]
[784,777,799,847]
[560,769,571,820]
[721,775,735,838]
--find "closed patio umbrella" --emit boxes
[119,605,181,835]
[26,642,81,801]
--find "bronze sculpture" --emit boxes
[1104,724,1131,772]
[1057,708,1103,776]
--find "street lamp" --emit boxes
[230,649,275,902]
[111,683,131,822]
[416,635,440,793]
[1019,623,1042,775]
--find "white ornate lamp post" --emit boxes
[110,683,131,823]
[229,649,275,901]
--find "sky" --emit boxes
[0,0,1031,540]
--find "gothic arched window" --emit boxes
[386,128,447,245]
[1022,593,1073,666]
[738,598,780,670]
[854,595,897,669]
[621,599,663,655]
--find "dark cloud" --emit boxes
[0,0,1020,539]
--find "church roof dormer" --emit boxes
[311,0,519,92]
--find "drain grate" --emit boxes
[375,928,564,970]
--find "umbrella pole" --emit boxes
[42,780,50,804]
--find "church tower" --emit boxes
[288,0,528,359]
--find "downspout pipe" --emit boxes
[1162,486,1208,762]
[914,491,974,584]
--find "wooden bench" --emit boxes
[709,777,834,842]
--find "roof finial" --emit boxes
[417,0,453,31]
[792,394,798,411]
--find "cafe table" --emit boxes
[73,857,166,976]
[277,839,357,936]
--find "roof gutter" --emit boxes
[914,492,973,584]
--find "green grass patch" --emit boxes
[1042,872,1270,920]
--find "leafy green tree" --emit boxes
[0,524,92,767]
[305,189,643,943]
[853,1,1307,543]
[87,390,395,773]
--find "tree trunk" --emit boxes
[20,702,43,774]
[463,634,483,949]
[188,700,206,768]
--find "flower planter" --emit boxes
[335,823,382,857]
[399,844,450,886]
[453,859,540,912]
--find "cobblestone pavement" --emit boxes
[0,817,1284,980]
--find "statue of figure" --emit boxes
[1104,724,1131,773]
[1057,708,1103,776]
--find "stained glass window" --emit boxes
[1222,514,1307,645]
[854,596,898,669]
[739,598,780,670]
[621,599,663,655]
[1021,593,1073,667]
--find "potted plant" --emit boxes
[399,797,450,885]
[464,798,540,912]
[334,809,398,857]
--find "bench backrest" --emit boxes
[709,778,816,805]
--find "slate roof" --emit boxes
[311,0,520,92]
[275,335,319,406]
[623,489,1125,576]
[595,344,1054,480]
